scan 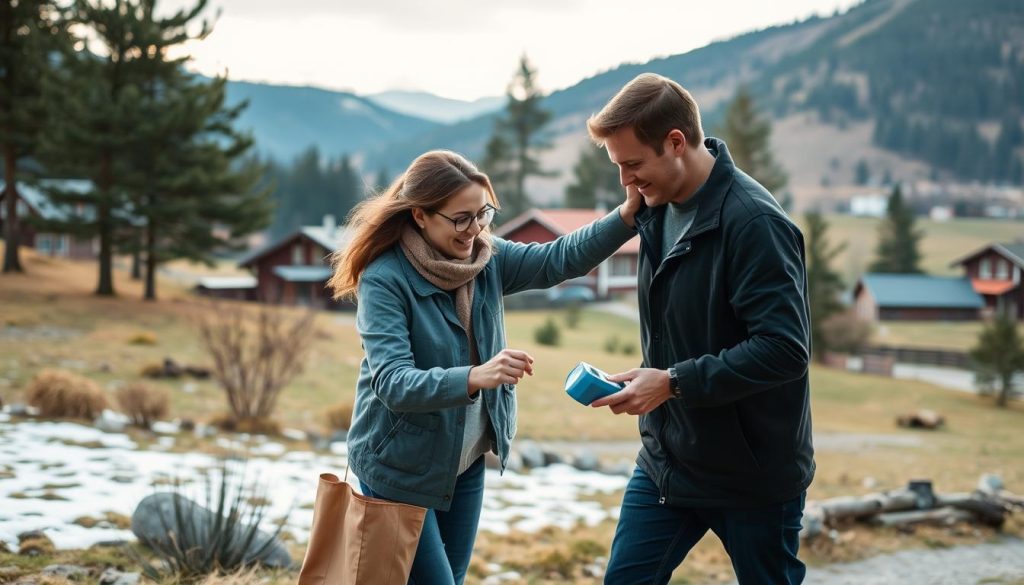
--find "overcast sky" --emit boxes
[161,0,864,102]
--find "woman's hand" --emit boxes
[618,184,642,228]
[468,349,535,393]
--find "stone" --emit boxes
[572,450,600,472]
[131,493,291,568]
[542,450,563,466]
[516,440,546,469]
[94,411,126,433]
[503,450,523,473]
[98,568,140,585]
[977,473,1004,495]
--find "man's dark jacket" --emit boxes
[633,137,814,507]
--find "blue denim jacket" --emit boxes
[347,210,635,510]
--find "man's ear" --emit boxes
[666,129,687,154]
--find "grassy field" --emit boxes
[2,245,1024,584]
[797,215,1024,284]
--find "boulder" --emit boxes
[131,493,291,569]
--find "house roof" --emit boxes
[272,265,333,283]
[495,208,640,254]
[238,224,350,267]
[0,180,94,221]
[950,242,1024,269]
[856,274,984,309]
[972,279,1019,296]
[196,276,258,290]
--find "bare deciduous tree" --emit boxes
[197,303,316,424]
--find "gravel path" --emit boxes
[749,538,1024,585]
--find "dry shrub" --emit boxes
[209,413,282,436]
[116,382,169,428]
[326,401,355,431]
[25,369,108,420]
[128,331,158,346]
[139,362,166,378]
[822,310,874,355]
[18,535,55,556]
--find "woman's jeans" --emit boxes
[605,466,806,585]
[359,456,485,585]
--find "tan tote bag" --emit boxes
[298,472,427,585]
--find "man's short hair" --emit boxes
[587,73,704,155]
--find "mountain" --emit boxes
[223,81,440,162]
[367,90,505,124]
[359,0,1024,207]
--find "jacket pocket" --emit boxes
[500,385,517,440]
[373,412,440,475]
[663,403,760,475]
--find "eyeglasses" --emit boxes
[433,204,497,233]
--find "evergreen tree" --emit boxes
[869,184,923,273]
[804,211,846,362]
[970,315,1024,408]
[127,71,272,301]
[371,167,390,196]
[854,159,870,186]
[715,86,788,195]
[0,1,68,273]
[482,55,553,221]
[39,0,211,296]
[564,144,620,209]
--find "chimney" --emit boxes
[323,214,336,236]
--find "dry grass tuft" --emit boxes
[25,369,108,420]
[116,382,169,428]
[127,331,158,345]
[208,413,282,436]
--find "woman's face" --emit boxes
[414,183,492,260]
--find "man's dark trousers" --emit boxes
[605,467,806,585]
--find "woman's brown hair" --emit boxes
[327,150,500,300]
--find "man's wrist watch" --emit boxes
[667,367,683,399]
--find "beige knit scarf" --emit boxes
[399,225,492,362]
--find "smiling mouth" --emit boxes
[455,237,473,247]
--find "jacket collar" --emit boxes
[635,137,735,241]
[394,247,447,298]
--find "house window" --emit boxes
[610,255,636,277]
[53,235,67,256]
[979,258,992,279]
[996,259,1009,280]
[292,244,304,265]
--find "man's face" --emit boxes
[604,127,687,207]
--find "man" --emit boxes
[588,73,814,584]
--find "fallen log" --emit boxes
[872,506,975,528]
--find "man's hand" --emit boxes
[590,368,672,415]
[617,184,642,228]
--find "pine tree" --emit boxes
[715,86,788,195]
[371,167,390,196]
[869,184,923,273]
[970,315,1024,408]
[565,144,621,209]
[804,211,846,362]
[0,1,68,273]
[127,72,272,301]
[482,55,554,221]
[39,0,212,296]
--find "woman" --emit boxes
[328,150,638,585]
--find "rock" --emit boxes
[896,409,944,430]
[177,418,196,431]
[572,451,600,472]
[42,564,89,580]
[582,562,605,577]
[184,365,211,379]
[97,362,113,373]
[307,430,329,452]
[601,461,635,477]
[94,411,127,433]
[516,441,546,469]
[0,566,20,580]
[542,449,563,466]
[132,493,291,569]
[328,429,348,443]
[9,403,28,417]
[977,473,1004,495]
[162,358,183,378]
[98,568,140,585]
